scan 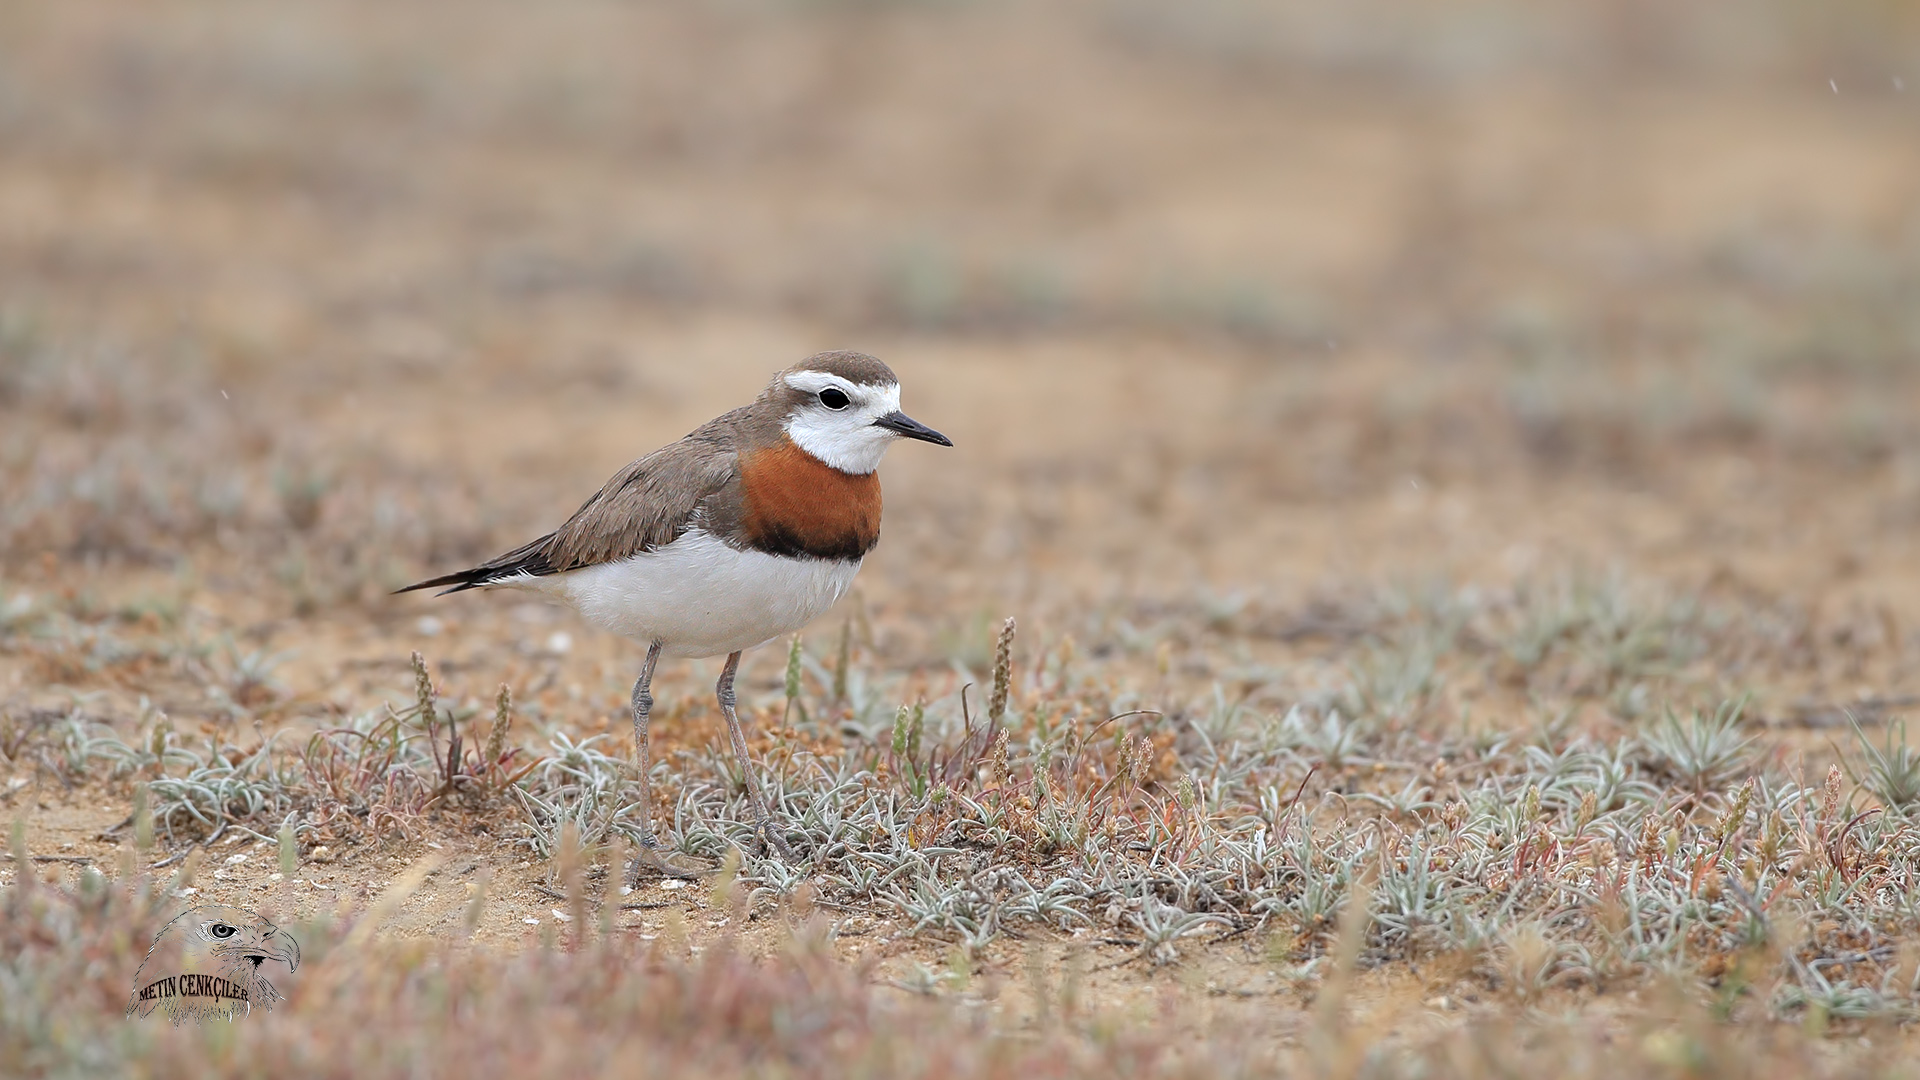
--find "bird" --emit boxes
[126,904,301,1024]
[398,350,951,868]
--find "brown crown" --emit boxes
[787,350,898,387]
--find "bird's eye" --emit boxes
[210,924,236,938]
[818,388,850,410]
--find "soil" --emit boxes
[3,0,1919,1042]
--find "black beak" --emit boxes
[872,411,953,447]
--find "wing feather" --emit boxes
[395,412,746,594]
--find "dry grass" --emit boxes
[5,0,1920,1075]
[9,852,1914,1080]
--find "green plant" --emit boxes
[1849,717,1920,812]
[1644,698,1756,793]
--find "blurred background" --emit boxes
[2,0,1918,725]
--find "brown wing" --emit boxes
[396,411,747,594]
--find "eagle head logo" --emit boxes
[126,904,301,1024]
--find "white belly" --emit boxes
[502,528,862,658]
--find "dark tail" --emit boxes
[393,534,557,597]
[392,568,495,596]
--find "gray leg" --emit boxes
[716,651,797,860]
[629,641,696,880]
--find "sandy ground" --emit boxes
[4,0,1920,1042]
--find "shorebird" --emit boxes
[398,351,950,867]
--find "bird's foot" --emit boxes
[753,818,801,863]
[626,838,706,882]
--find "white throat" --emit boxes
[781,374,903,474]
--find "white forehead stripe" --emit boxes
[783,370,896,398]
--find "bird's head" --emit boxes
[166,904,301,977]
[771,351,952,475]
[128,903,301,1024]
